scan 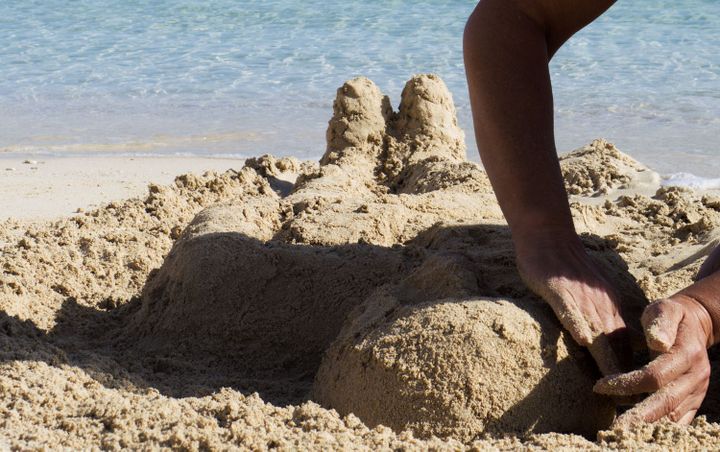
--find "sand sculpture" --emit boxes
[2,74,720,449]
[314,293,616,439]
[124,74,644,438]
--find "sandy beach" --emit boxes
[0,156,243,221]
[2,75,720,450]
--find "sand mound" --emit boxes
[2,74,720,449]
[108,74,631,435]
[314,294,615,440]
[560,139,660,197]
[126,206,410,388]
[123,76,498,391]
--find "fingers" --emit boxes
[596,319,708,396]
[603,305,635,371]
[542,282,626,375]
[597,311,711,427]
[594,351,689,396]
[517,257,629,375]
[677,409,697,425]
[532,280,595,347]
[545,288,623,375]
[587,333,624,376]
[612,373,704,426]
[541,285,596,346]
[642,299,683,353]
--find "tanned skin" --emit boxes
[464,0,719,425]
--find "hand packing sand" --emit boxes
[464,0,720,427]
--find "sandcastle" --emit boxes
[6,74,720,449]
[125,74,643,437]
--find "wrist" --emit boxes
[511,224,583,259]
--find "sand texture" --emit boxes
[0,156,244,220]
[2,75,720,450]
[314,297,615,440]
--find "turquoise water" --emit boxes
[0,1,718,179]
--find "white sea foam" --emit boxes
[662,173,720,190]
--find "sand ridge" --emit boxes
[2,75,720,449]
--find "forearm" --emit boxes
[463,0,615,251]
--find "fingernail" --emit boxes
[646,324,672,352]
[648,336,672,353]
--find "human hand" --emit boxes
[594,295,713,425]
[515,233,630,376]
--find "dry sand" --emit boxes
[0,156,243,221]
[2,75,720,450]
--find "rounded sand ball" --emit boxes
[313,297,615,440]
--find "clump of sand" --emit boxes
[560,139,660,197]
[2,74,720,449]
[314,295,615,440]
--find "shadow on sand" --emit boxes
[0,223,661,420]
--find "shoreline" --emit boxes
[3,151,720,223]
[0,155,244,221]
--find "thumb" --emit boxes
[641,299,683,353]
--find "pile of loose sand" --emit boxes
[2,75,720,449]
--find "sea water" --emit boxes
[0,0,718,182]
